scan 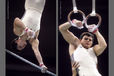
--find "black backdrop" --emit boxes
[58,0,108,76]
[6,0,56,76]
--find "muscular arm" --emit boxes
[69,44,76,56]
[29,38,43,64]
[93,31,107,56]
[59,22,80,47]
[29,31,43,65]
[13,17,25,36]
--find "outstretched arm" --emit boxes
[29,37,47,73]
[28,29,48,73]
[29,31,45,65]
[93,31,107,56]
[29,38,44,65]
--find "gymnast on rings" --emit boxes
[11,0,47,73]
[59,19,107,76]
[59,0,107,75]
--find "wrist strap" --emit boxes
[40,63,44,67]
[93,28,98,33]
[71,19,84,29]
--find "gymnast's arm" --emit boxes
[93,31,107,56]
[29,32,43,64]
[59,21,80,47]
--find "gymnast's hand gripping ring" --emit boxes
[85,13,102,28]
[67,10,86,29]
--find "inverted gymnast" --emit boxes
[11,0,47,73]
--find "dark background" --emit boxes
[58,0,108,76]
[6,0,56,76]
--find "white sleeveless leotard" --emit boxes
[72,44,102,76]
[21,0,45,32]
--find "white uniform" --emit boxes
[72,44,102,76]
[21,0,45,32]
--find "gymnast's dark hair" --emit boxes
[79,32,94,41]
[11,37,19,50]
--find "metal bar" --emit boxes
[6,49,56,76]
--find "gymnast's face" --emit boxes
[80,35,93,49]
[16,38,27,50]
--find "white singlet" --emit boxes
[21,0,45,32]
[72,44,102,76]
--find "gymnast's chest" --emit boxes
[73,45,97,65]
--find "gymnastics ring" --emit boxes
[85,13,102,28]
[68,10,86,27]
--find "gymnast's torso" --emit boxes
[25,0,45,13]
[21,0,46,32]
[72,44,102,76]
